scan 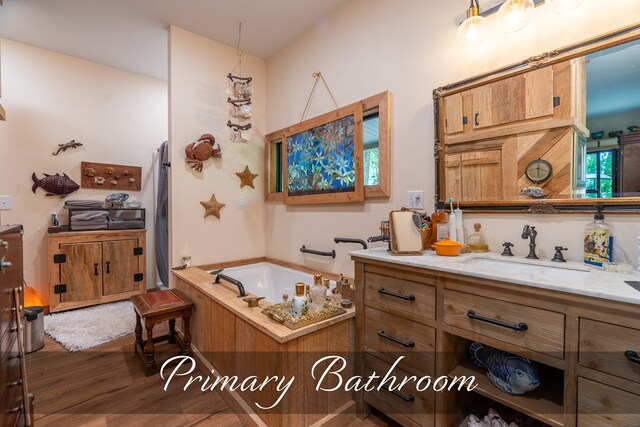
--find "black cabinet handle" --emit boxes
[380,384,415,402]
[625,350,640,364]
[474,113,480,126]
[94,263,99,276]
[106,261,111,274]
[467,310,528,331]
[378,329,415,348]
[378,287,415,301]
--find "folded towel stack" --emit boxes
[64,200,104,209]
[108,218,145,230]
[70,210,109,231]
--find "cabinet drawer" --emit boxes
[365,272,436,322]
[364,306,436,376]
[364,353,435,427]
[443,289,564,357]
[579,318,640,384]
[577,377,640,426]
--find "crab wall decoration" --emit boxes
[185,133,221,172]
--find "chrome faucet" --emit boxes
[521,225,539,259]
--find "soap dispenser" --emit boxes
[430,202,450,246]
[584,206,613,266]
[292,282,309,317]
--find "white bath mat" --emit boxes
[44,300,136,352]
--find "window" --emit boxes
[265,91,392,202]
[586,149,616,198]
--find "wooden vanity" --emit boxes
[352,251,640,427]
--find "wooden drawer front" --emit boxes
[365,272,436,322]
[364,306,436,376]
[579,318,640,384]
[364,353,435,427]
[443,290,565,357]
[577,377,640,426]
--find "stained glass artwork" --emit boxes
[287,115,356,196]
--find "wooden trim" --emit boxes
[0,103,5,121]
[264,131,285,202]
[283,102,365,205]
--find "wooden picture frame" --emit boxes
[282,102,364,205]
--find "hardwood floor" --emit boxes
[26,322,397,427]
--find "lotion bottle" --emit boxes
[448,198,457,242]
[292,282,308,317]
[455,202,464,245]
[584,206,614,266]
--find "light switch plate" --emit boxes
[0,196,11,210]
[236,196,245,209]
[406,191,424,209]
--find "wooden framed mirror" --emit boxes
[433,23,640,214]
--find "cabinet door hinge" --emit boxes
[53,254,66,264]
[54,284,67,294]
[133,247,143,256]
[134,273,144,282]
[553,96,561,107]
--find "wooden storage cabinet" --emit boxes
[48,230,146,312]
[354,256,640,426]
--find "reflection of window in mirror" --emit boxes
[586,38,640,198]
[264,90,392,201]
[363,109,380,186]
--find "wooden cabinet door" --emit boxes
[102,239,139,295]
[444,153,462,201]
[59,242,102,303]
[472,75,528,129]
[525,66,554,119]
[471,85,493,129]
[460,149,502,201]
[444,93,464,135]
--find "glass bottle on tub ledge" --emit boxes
[292,282,309,317]
[309,273,326,313]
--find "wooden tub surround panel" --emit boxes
[172,267,356,427]
[352,254,640,427]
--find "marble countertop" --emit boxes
[350,248,640,306]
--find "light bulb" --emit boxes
[457,11,490,47]
[546,0,583,13]
[498,0,535,33]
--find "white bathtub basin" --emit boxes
[456,255,591,281]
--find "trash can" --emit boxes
[23,306,45,353]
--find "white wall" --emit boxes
[168,26,266,271]
[0,39,167,306]
[265,0,640,275]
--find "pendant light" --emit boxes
[457,0,490,47]
[498,0,535,33]
[546,0,583,13]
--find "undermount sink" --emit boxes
[456,255,591,280]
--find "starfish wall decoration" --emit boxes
[236,165,258,189]
[200,193,225,219]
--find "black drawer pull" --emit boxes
[106,261,111,274]
[474,112,480,126]
[380,384,415,402]
[378,287,415,301]
[467,310,528,331]
[378,329,415,348]
[625,350,640,364]
[94,263,99,276]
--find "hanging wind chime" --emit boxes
[227,22,253,143]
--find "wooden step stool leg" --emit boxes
[134,313,143,352]
[144,318,156,376]
[182,311,192,356]
[168,318,176,344]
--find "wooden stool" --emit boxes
[130,289,193,376]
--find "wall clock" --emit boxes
[525,159,552,184]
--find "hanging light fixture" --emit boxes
[545,0,583,13]
[457,0,490,47]
[498,0,535,33]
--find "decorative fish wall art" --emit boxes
[31,172,79,197]
[469,342,540,395]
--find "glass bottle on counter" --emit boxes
[309,273,326,312]
[430,205,450,246]
[292,282,308,317]
[467,223,489,252]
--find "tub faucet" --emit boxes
[521,225,539,259]
[209,269,247,297]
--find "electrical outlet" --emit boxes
[236,196,245,209]
[406,191,424,209]
[0,196,11,210]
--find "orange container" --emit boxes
[431,238,463,256]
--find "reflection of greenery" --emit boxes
[586,151,613,198]
[364,147,379,186]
